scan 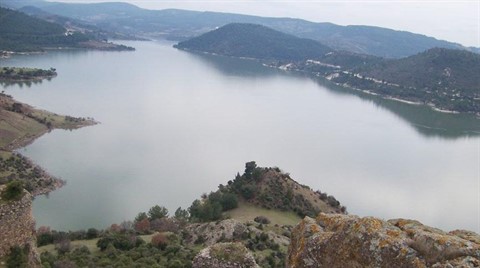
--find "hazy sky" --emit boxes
[52,0,480,47]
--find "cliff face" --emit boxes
[288,213,480,268]
[0,186,40,267]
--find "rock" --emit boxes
[184,219,249,246]
[193,242,259,268]
[287,213,480,268]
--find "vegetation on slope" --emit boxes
[175,23,332,61]
[177,23,480,114]
[0,7,87,51]
[329,48,480,113]
[188,161,345,222]
[0,7,134,52]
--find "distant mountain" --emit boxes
[175,23,332,61]
[18,6,142,41]
[1,0,477,58]
[0,7,133,52]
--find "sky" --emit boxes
[52,0,480,47]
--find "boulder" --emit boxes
[287,213,480,267]
[193,242,259,268]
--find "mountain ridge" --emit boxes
[1,0,478,58]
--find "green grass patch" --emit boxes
[226,201,301,226]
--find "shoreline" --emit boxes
[176,48,476,116]
[0,93,97,197]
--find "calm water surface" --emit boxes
[1,41,479,232]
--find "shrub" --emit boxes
[6,246,28,268]
[1,180,25,201]
[254,216,271,224]
[151,233,168,250]
[97,233,144,251]
[55,239,71,255]
[86,228,99,239]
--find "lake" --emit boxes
[1,41,479,232]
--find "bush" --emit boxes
[254,216,271,224]
[6,246,28,268]
[86,228,99,239]
[1,180,25,201]
[97,233,144,251]
[151,233,168,250]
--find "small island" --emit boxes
[0,67,57,82]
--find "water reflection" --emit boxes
[0,77,53,89]
[185,50,480,139]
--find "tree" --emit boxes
[134,218,150,234]
[173,207,189,221]
[219,192,238,211]
[148,205,168,221]
[134,212,148,223]
[244,161,257,179]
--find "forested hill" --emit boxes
[176,24,480,114]
[174,23,333,61]
[0,7,88,51]
[359,48,480,92]
[0,7,133,52]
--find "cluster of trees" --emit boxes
[188,190,238,222]
[132,205,189,234]
[0,67,57,81]
[39,232,197,268]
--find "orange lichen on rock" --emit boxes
[287,213,480,268]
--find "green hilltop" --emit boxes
[175,23,333,61]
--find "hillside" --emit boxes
[18,6,141,41]
[176,24,480,114]
[188,161,345,224]
[342,48,480,113]
[359,48,480,92]
[1,0,477,58]
[175,23,333,61]
[0,7,133,52]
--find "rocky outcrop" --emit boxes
[0,186,40,267]
[287,213,480,268]
[193,242,259,268]
[184,219,250,246]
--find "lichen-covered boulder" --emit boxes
[193,242,259,268]
[287,213,480,268]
